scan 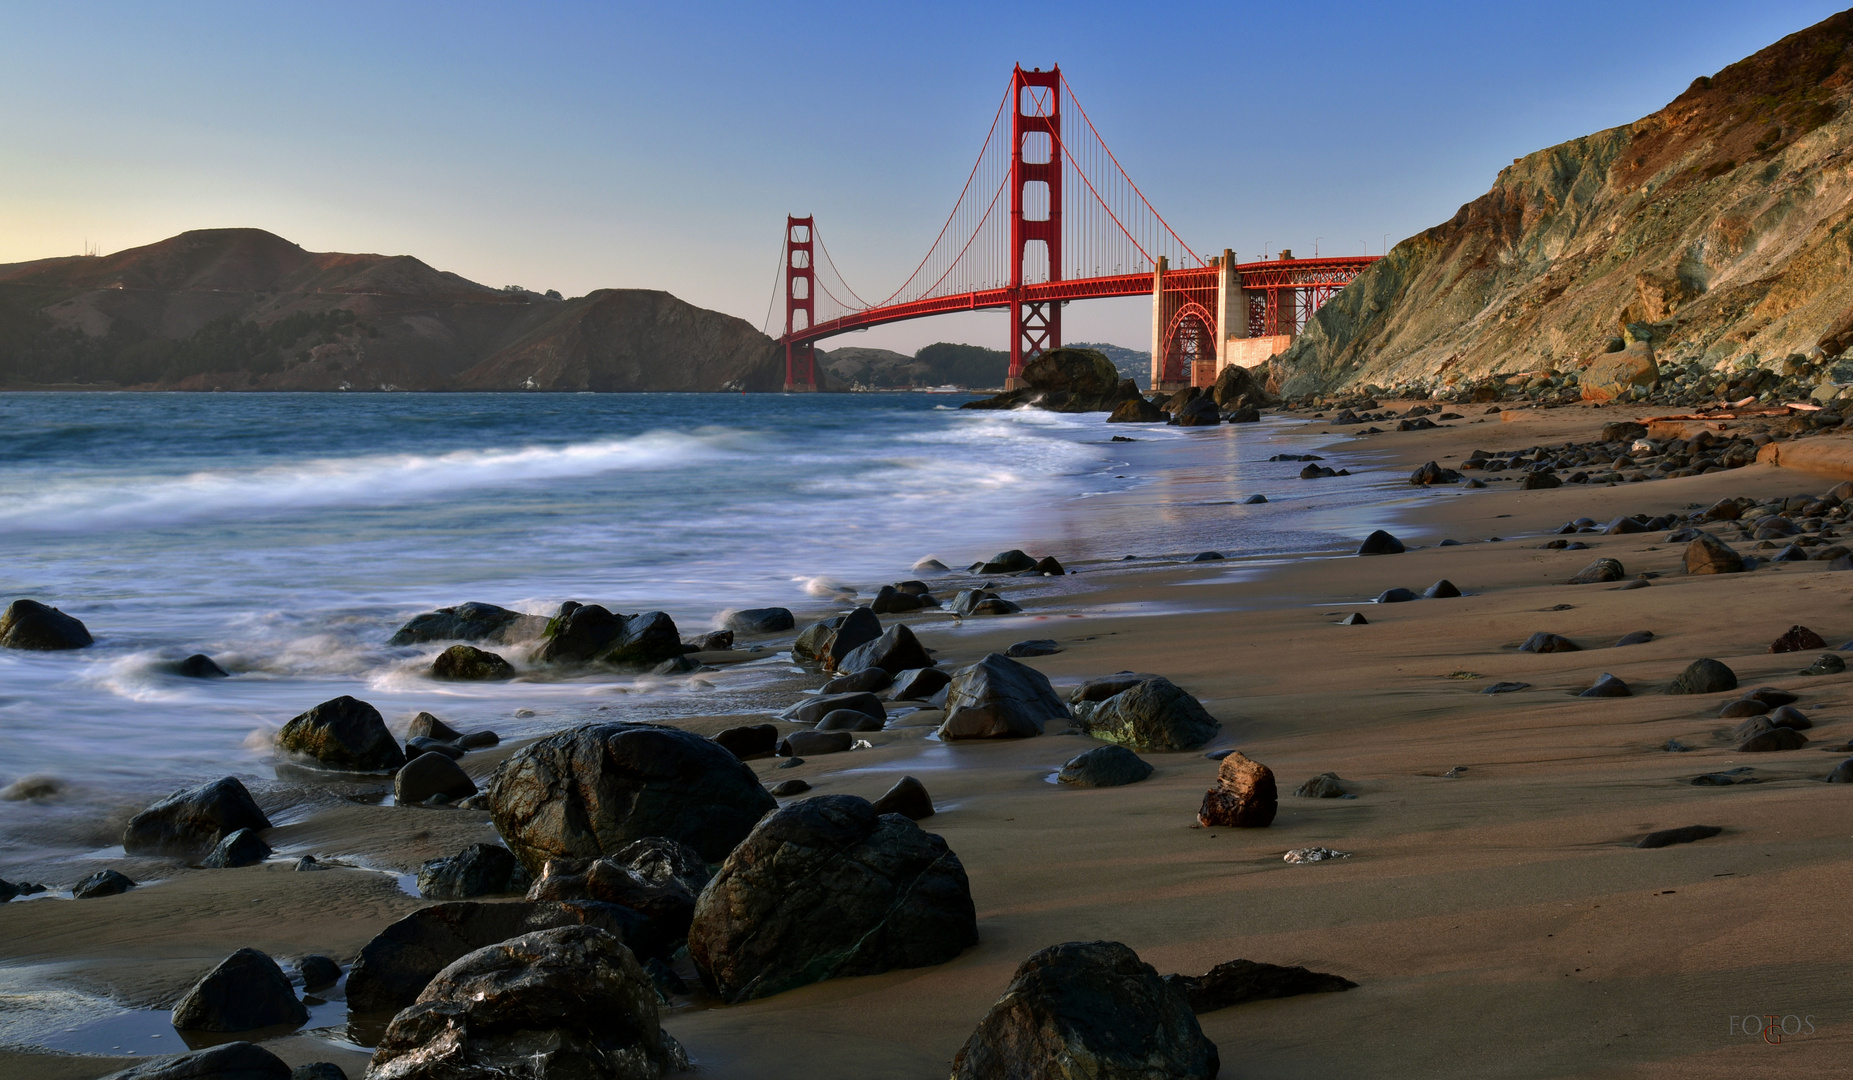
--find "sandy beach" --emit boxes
[4,401,1852,1079]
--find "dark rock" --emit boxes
[524,842,710,944]
[1410,461,1464,485]
[1057,745,1154,788]
[869,585,923,614]
[650,654,698,676]
[459,730,499,750]
[1189,551,1225,562]
[1636,825,1722,849]
[815,709,884,732]
[93,1042,290,1080]
[1074,676,1220,752]
[1768,705,1813,730]
[169,654,230,679]
[1739,726,1807,752]
[1569,558,1625,584]
[725,607,795,634]
[408,712,464,743]
[952,941,1217,1080]
[938,653,1067,740]
[172,948,307,1032]
[1227,406,1262,423]
[1482,681,1530,694]
[1731,716,1777,742]
[299,955,341,991]
[1356,530,1405,555]
[73,869,136,898]
[1685,533,1745,574]
[1827,758,1853,783]
[1423,579,1462,598]
[713,723,780,761]
[1691,768,1758,786]
[1294,772,1348,798]
[1604,516,1648,534]
[1803,653,1846,675]
[0,599,93,650]
[1520,632,1580,653]
[418,843,529,900]
[870,776,934,819]
[1376,587,1419,603]
[1004,638,1062,657]
[123,776,271,857]
[201,828,271,869]
[530,603,684,667]
[950,588,1024,615]
[1161,957,1356,1013]
[1580,673,1632,697]
[388,603,532,646]
[1196,751,1276,828]
[776,757,804,769]
[1665,659,1738,695]
[366,926,682,1080]
[821,606,883,670]
[821,667,893,695]
[791,616,844,661]
[1107,395,1167,422]
[291,1065,347,1080]
[1718,699,1770,718]
[1772,544,1810,562]
[346,900,667,1014]
[779,730,855,756]
[688,795,977,1003]
[684,629,734,651]
[485,722,776,872]
[1770,625,1828,653]
[1744,687,1799,707]
[781,691,885,725]
[979,549,1039,574]
[1613,630,1655,647]
[1338,612,1369,625]
[1244,494,1267,503]
[1029,555,1065,576]
[1173,396,1222,426]
[430,644,515,681]
[395,752,478,805]
[406,735,464,760]
[1068,672,1163,703]
[275,696,405,772]
[888,667,952,701]
[769,779,810,797]
[839,623,934,675]
[1520,470,1561,490]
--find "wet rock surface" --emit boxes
[1058,745,1154,788]
[418,843,531,900]
[1161,958,1357,1012]
[0,598,93,650]
[95,1042,291,1080]
[1071,675,1220,752]
[124,776,271,857]
[938,653,1068,740]
[275,696,406,772]
[171,948,308,1032]
[388,603,532,646]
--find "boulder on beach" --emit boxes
[167,654,229,679]
[1376,587,1418,603]
[1685,533,1745,574]
[1581,673,1633,697]
[977,549,1039,574]
[408,712,464,743]
[123,776,272,857]
[430,644,516,681]
[684,629,734,651]
[1664,658,1738,695]
[1568,558,1625,584]
[93,1042,291,1080]
[1068,672,1163,704]
[1173,396,1222,426]
[1058,745,1154,788]
[822,667,893,695]
[396,752,478,805]
[951,940,1218,1080]
[1161,958,1357,1012]
[938,653,1068,740]
[526,837,712,942]
[200,827,271,869]
[870,775,935,819]
[888,666,952,702]
[345,899,667,1014]
[1107,395,1167,423]
[778,729,855,756]
[485,722,776,873]
[821,606,883,670]
[1769,625,1828,653]
[529,603,685,667]
[712,723,780,760]
[366,926,684,1080]
[1294,772,1349,798]
[1197,751,1276,828]
[724,607,795,634]
[791,615,844,661]
[1356,530,1404,555]
[959,349,1135,413]
[1424,579,1463,598]
[406,735,464,761]
[299,956,341,991]
[1519,632,1580,653]
[815,709,883,732]
[781,691,885,726]
[869,585,924,614]
[418,843,531,900]
[275,696,406,772]
[687,794,978,1003]
[171,948,308,1032]
[838,623,934,675]
[1072,675,1220,752]
[387,602,534,646]
[0,599,93,651]
[1004,638,1062,657]
[949,588,1023,615]
[73,869,136,898]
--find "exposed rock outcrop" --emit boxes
[960,349,1139,412]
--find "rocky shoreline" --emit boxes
[5,400,1853,1077]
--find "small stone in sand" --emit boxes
[1718,698,1769,718]
[395,752,478,806]
[712,723,779,760]
[1685,533,1745,574]
[1004,638,1063,657]
[1376,588,1419,603]
[73,869,135,899]
[1293,772,1348,798]
[768,779,810,797]
[1662,739,1691,752]
[1580,673,1632,697]
[870,775,935,819]
[1423,579,1462,598]
[295,855,324,871]
[1190,551,1225,562]
[1568,558,1625,584]
[1059,745,1154,788]
[1519,632,1580,653]
[1801,653,1846,676]
[1664,658,1737,695]
[815,709,883,733]
[1283,847,1350,863]
[1691,769,1757,786]
[1244,494,1268,504]
[201,828,271,869]
[1636,824,1722,849]
[913,557,950,572]
[1769,625,1828,653]
[776,757,804,769]
[1338,613,1369,625]
[1356,530,1405,555]
[1481,682,1529,694]
[1739,726,1808,752]
[1827,758,1853,783]
[1613,630,1654,647]
[299,955,341,991]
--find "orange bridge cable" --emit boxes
[761,230,789,336]
[900,169,1012,305]
[1022,81,1157,273]
[861,81,1013,311]
[1059,71,1204,268]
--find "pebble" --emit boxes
[1283,847,1351,863]
[1481,682,1530,694]
[1580,673,1631,697]
[1338,613,1369,625]
[1636,824,1722,849]
[767,780,811,797]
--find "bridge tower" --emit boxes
[783,215,818,392]
[1006,64,1062,390]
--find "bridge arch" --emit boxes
[1161,301,1217,389]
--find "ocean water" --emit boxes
[0,392,1401,867]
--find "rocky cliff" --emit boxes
[0,228,784,391]
[1278,10,1853,397]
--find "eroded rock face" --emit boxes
[1197,751,1277,828]
[951,940,1218,1080]
[1580,341,1659,401]
[345,900,666,1014]
[959,349,1135,413]
[688,795,977,1003]
[1072,676,1220,752]
[418,843,531,900]
[275,696,405,772]
[526,837,711,942]
[123,776,271,857]
[486,722,775,873]
[366,926,684,1080]
[171,948,308,1033]
[937,654,1067,740]
[0,598,94,651]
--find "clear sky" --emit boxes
[2,1,1846,354]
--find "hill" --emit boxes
[0,228,784,391]
[1278,10,1853,397]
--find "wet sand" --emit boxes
[4,403,1851,1078]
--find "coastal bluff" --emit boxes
[0,228,784,392]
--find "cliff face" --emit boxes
[1278,10,1853,396]
[0,228,782,391]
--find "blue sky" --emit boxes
[1,1,1845,353]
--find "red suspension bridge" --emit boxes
[773,64,1378,393]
